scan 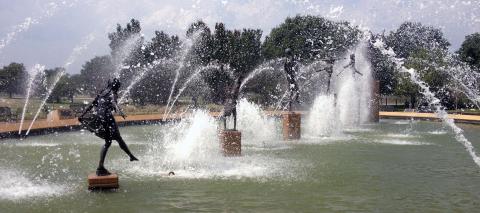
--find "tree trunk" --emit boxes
[8,92,12,98]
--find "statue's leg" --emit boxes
[233,109,237,131]
[97,139,112,176]
[116,135,139,161]
[294,82,299,100]
[327,73,332,94]
[223,116,227,130]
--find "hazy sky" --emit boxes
[0,0,479,74]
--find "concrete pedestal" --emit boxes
[219,130,241,156]
[370,80,380,123]
[283,112,301,140]
[87,173,119,190]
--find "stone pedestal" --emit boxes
[283,112,301,140]
[370,80,380,123]
[87,173,119,190]
[219,130,241,156]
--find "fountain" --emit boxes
[18,64,45,135]
[372,37,480,167]
[2,1,480,212]
[24,33,96,136]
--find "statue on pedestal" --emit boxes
[284,48,299,111]
[79,78,138,176]
[339,53,363,77]
[221,75,242,131]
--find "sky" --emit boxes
[0,0,479,74]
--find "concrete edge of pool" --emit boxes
[1,111,479,139]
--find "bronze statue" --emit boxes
[221,76,242,130]
[79,78,138,176]
[316,56,338,93]
[284,48,300,111]
[338,53,363,77]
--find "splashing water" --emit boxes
[0,168,69,201]
[165,63,220,116]
[64,33,95,69]
[25,69,66,136]
[164,37,197,116]
[0,1,79,54]
[0,18,37,53]
[239,59,280,91]
[236,99,278,143]
[372,38,480,167]
[118,58,171,104]
[25,33,95,136]
[123,110,288,179]
[305,94,339,137]
[18,64,45,135]
[335,42,373,126]
[112,34,143,78]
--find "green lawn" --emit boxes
[0,96,224,121]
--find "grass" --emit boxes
[0,96,225,122]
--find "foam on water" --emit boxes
[236,99,278,144]
[0,169,69,201]
[428,130,448,135]
[122,110,290,179]
[13,142,61,147]
[384,133,418,138]
[374,139,432,146]
[305,94,339,137]
[305,41,374,138]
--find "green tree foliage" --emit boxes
[188,22,263,104]
[50,73,80,103]
[79,56,114,95]
[386,22,450,59]
[457,32,480,70]
[262,15,360,62]
[386,22,451,107]
[396,49,450,106]
[368,33,397,95]
[144,31,180,63]
[130,30,181,105]
[108,19,142,58]
[0,63,26,98]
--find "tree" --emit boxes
[457,32,480,70]
[188,22,263,104]
[386,22,451,107]
[0,63,27,98]
[79,56,114,95]
[144,30,180,64]
[108,19,142,58]
[50,74,79,103]
[130,30,181,105]
[395,48,450,107]
[262,15,360,62]
[368,33,397,95]
[386,22,450,59]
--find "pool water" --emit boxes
[1,119,480,212]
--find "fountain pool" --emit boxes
[1,118,480,212]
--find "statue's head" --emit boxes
[108,78,121,92]
[285,48,293,57]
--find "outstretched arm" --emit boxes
[355,69,364,76]
[343,61,354,69]
[113,92,126,119]
[80,96,98,117]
